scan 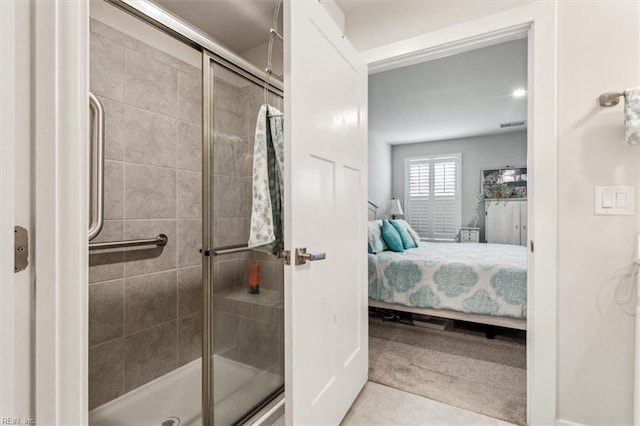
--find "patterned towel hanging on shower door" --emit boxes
[248,104,284,255]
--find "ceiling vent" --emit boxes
[499,120,526,129]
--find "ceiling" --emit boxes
[151,0,282,53]
[333,0,534,52]
[369,38,528,145]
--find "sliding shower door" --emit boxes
[202,53,285,426]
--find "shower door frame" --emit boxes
[104,2,286,423]
[202,50,285,426]
[98,2,286,424]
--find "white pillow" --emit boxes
[367,220,388,253]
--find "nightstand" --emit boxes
[459,227,480,243]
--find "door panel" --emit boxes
[296,156,336,406]
[520,201,528,247]
[338,166,363,367]
[506,202,521,245]
[486,201,520,245]
[285,1,368,424]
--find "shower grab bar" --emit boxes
[89,234,168,251]
[212,245,252,256]
[88,92,105,241]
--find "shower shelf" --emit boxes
[218,287,283,308]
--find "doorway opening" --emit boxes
[362,36,530,425]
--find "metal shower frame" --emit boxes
[104,1,284,424]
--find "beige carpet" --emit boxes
[369,318,526,425]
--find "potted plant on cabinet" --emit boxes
[476,183,526,205]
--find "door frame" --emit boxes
[0,0,17,416]
[362,2,557,424]
[32,0,288,423]
[32,1,90,424]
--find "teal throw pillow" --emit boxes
[394,219,421,246]
[390,220,417,249]
[380,220,404,252]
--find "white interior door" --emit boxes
[1,1,33,418]
[284,1,368,424]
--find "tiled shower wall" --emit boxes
[88,19,203,410]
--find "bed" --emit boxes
[366,203,527,330]
[368,242,527,330]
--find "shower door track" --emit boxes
[232,385,285,426]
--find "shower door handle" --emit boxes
[294,248,326,265]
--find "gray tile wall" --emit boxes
[89,19,202,410]
[89,20,285,412]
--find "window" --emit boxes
[404,154,461,241]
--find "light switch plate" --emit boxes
[594,186,634,215]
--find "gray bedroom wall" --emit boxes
[368,131,392,218]
[391,130,527,240]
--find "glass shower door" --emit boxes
[203,55,285,425]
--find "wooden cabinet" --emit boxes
[485,200,527,246]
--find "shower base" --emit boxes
[89,356,283,425]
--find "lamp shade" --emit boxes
[388,198,404,217]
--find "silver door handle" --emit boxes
[295,248,326,265]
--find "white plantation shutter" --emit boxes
[405,154,461,241]
[409,160,430,197]
[433,157,459,239]
[406,159,431,236]
[433,158,456,196]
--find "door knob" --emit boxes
[295,248,326,265]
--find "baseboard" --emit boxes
[556,419,588,426]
